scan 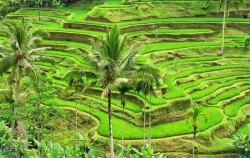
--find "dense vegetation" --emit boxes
[0,0,250,157]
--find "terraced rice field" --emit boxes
[1,1,250,156]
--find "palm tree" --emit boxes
[187,104,207,158]
[136,64,160,145]
[218,0,245,56]
[0,19,51,136]
[64,67,96,147]
[86,25,140,158]
[136,80,150,145]
[117,83,132,156]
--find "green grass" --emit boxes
[224,97,250,117]
[86,94,142,113]
[180,71,250,90]
[129,28,214,37]
[235,118,250,135]
[41,40,91,51]
[87,0,249,23]
[118,18,250,27]
[52,98,223,139]
[141,42,223,54]
[164,65,250,99]
[208,85,250,105]
[191,79,250,100]
[157,55,221,68]
[8,8,70,19]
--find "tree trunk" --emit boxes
[148,91,152,145]
[75,93,78,147]
[193,137,195,158]
[88,103,91,124]
[121,94,125,157]
[143,94,146,146]
[193,126,197,158]
[38,2,41,21]
[11,65,20,133]
[219,0,227,56]
[108,89,115,158]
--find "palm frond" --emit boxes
[119,43,140,72]
[101,84,111,99]
[27,47,51,55]
[30,55,55,65]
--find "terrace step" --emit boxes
[63,20,250,34]
[179,67,250,90]
[48,32,100,44]
[185,74,250,94]
[40,40,91,53]
[191,78,250,100]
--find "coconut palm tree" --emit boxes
[135,64,160,145]
[64,67,97,147]
[0,19,52,136]
[218,0,245,56]
[187,105,207,158]
[86,25,140,158]
[136,79,150,145]
[117,83,132,156]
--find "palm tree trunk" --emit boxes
[193,126,197,158]
[148,91,152,145]
[108,89,115,158]
[75,92,78,147]
[121,95,126,158]
[11,65,20,133]
[219,0,227,56]
[143,94,146,146]
[37,2,41,21]
[193,137,195,158]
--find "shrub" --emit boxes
[231,134,250,158]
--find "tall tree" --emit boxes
[86,25,140,158]
[218,0,245,56]
[117,83,131,156]
[187,105,207,158]
[136,64,160,145]
[0,19,51,136]
[64,67,96,147]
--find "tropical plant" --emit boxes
[231,134,250,158]
[217,0,245,55]
[86,25,140,158]
[0,121,30,158]
[0,19,52,137]
[64,66,96,147]
[245,37,250,48]
[187,105,207,158]
[117,83,132,156]
[117,144,133,158]
[136,64,161,145]
[131,144,166,158]
[22,73,56,142]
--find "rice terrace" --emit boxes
[0,0,249,157]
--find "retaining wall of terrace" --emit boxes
[63,22,250,34]
[49,32,98,44]
[145,32,214,39]
[140,97,191,125]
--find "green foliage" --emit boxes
[231,134,250,157]
[0,0,20,20]
[245,37,250,48]
[117,144,166,158]
[0,121,30,158]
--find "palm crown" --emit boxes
[0,18,51,79]
[87,25,140,97]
